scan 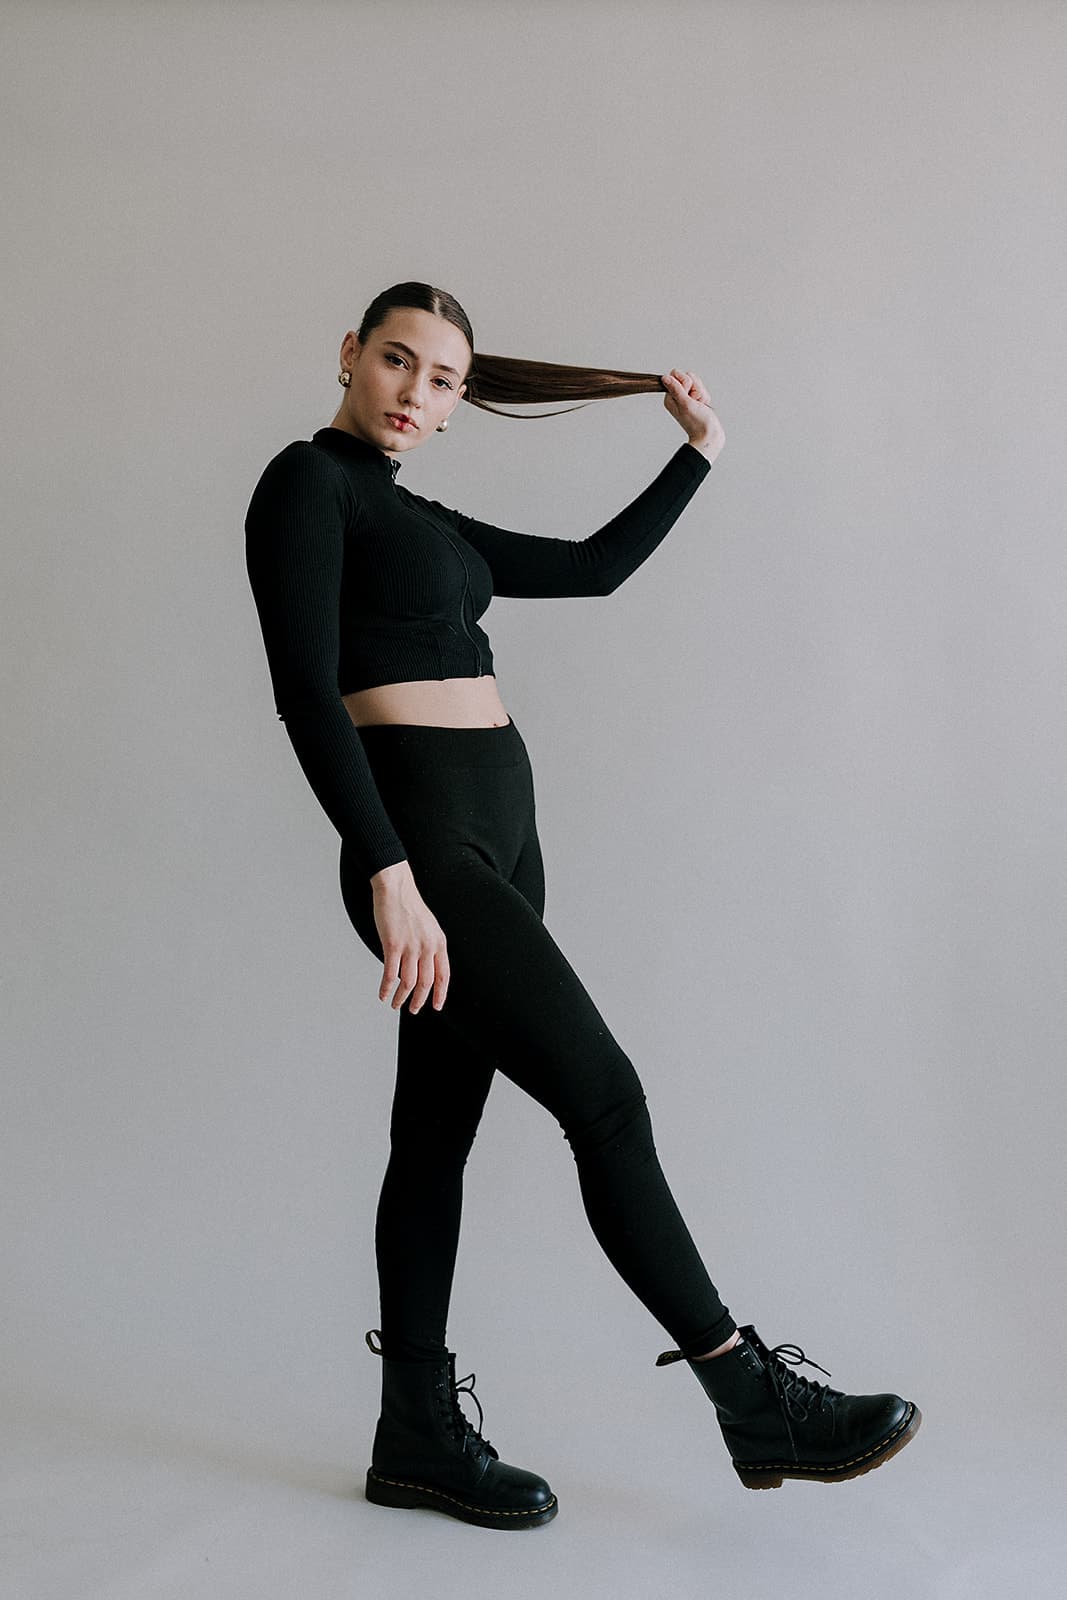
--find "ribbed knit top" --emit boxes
[245,426,712,878]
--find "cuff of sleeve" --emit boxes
[364,840,409,881]
[677,441,713,476]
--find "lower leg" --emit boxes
[367,1018,556,1528]
[374,1009,496,1362]
[374,1151,464,1361]
[561,1068,921,1489]
[564,1087,737,1356]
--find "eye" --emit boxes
[384,352,405,367]
[433,376,454,390]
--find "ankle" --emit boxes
[692,1329,742,1362]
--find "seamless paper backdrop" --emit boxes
[2,2,1066,1594]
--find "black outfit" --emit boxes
[245,426,736,1363]
[245,428,715,879]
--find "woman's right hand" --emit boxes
[369,861,450,1014]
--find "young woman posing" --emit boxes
[244,281,920,1530]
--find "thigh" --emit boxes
[411,847,643,1138]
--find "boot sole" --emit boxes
[365,1467,558,1529]
[733,1401,922,1490]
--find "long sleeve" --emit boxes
[417,441,712,599]
[244,442,409,880]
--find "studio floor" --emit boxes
[4,1395,1063,1600]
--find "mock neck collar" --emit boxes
[312,427,401,479]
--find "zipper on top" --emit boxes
[397,493,483,673]
[434,526,482,672]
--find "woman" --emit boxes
[244,281,920,1530]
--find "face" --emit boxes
[333,306,471,456]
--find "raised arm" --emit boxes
[244,441,409,881]
[413,440,713,599]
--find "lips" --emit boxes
[387,414,417,430]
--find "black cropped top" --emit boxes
[245,426,712,879]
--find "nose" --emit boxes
[398,372,429,411]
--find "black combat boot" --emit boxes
[363,1330,558,1528]
[656,1324,921,1489]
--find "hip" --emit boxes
[341,717,538,874]
[338,717,543,951]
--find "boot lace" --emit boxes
[436,1366,499,1462]
[764,1342,840,1455]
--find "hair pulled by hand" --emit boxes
[661,369,725,457]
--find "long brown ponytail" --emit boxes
[461,353,667,418]
[355,281,666,420]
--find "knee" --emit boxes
[386,1107,484,1174]
[561,1081,656,1165]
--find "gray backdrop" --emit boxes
[4,2,1065,1596]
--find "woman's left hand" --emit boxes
[661,369,725,462]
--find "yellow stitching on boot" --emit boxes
[367,1470,557,1518]
[737,1402,918,1476]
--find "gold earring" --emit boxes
[436,417,448,432]
[338,369,351,387]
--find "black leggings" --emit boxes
[338,718,735,1363]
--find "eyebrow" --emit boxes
[381,340,464,380]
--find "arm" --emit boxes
[244,442,408,881]
[415,440,713,599]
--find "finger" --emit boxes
[391,951,419,1009]
[379,948,401,1002]
[683,375,712,406]
[433,948,450,1010]
[406,953,437,1015]
[665,370,702,403]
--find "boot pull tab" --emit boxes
[655,1347,687,1367]
[365,1328,384,1356]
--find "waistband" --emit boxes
[355,717,528,768]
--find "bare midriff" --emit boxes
[342,675,512,729]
